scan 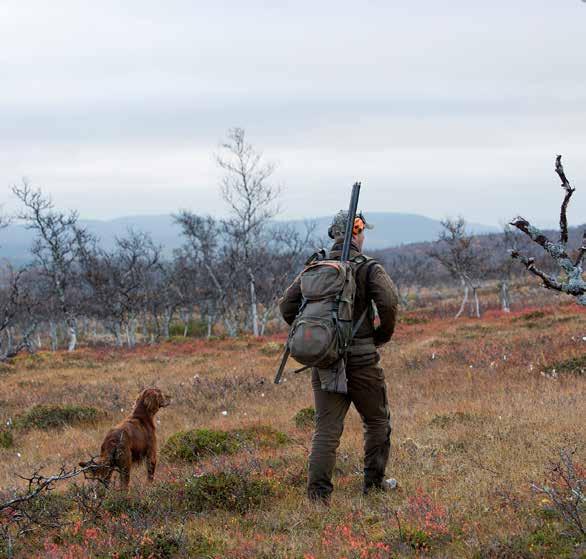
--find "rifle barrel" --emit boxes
[341,182,361,262]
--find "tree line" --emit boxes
[0,129,314,359]
[1,140,583,359]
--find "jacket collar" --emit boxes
[329,240,362,259]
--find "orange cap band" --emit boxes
[353,217,365,235]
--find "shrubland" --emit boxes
[0,301,585,558]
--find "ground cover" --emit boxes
[0,305,585,557]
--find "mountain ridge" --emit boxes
[1,212,499,265]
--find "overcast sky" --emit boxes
[1,0,585,226]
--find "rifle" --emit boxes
[274,181,362,385]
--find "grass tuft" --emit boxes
[162,425,288,463]
[15,404,102,430]
[293,407,316,429]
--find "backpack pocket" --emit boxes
[289,316,339,368]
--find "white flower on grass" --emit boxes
[16,453,21,458]
[261,393,265,398]
[221,410,228,416]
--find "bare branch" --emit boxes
[510,155,586,305]
[510,250,565,291]
[556,155,575,245]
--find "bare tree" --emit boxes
[511,155,586,305]
[12,181,91,351]
[216,127,280,336]
[0,267,38,360]
[174,212,240,336]
[78,230,160,347]
[428,217,486,318]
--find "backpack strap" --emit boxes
[305,248,327,265]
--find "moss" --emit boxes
[293,407,316,429]
[0,429,14,449]
[15,404,102,430]
[162,426,289,463]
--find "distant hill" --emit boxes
[0,212,499,265]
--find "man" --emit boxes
[279,211,399,502]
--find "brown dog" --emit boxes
[80,388,170,490]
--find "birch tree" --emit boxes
[215,127,280,336]
[12,181,91,351]
[428,217,486,318]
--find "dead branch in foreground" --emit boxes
[0,458,105,556]
[511,155,586,304]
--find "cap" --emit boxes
[327,210,374,239]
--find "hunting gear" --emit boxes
[277,183,399,502]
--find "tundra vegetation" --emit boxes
[0,150,584,557]
[0,304,584,558]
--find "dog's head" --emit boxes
[136,388,171,416]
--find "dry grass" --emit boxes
[0,305,585,558]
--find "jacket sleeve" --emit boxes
[279,273,303,325]
[368,263,399,346]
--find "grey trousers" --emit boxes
[307,363,392,499]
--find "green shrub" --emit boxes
[399,315,430,325]
[163,426,289,463]
[137,528,185,559]
[233,425,290,447]
[514,310,546,322]
[102,492,151,516]
[259,341,282,355]
[548,354,586,376]
[15,404,101,430]
[169,318,209,338]
[473,523,583,559]
[293,407,316,429]
[0,429,14,449]
[182,472,273,513]
[162,429,239,462]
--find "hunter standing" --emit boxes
[279,211,399,502]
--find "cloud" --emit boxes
[0,0,585,225]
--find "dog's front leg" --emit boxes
[146,447,157,482]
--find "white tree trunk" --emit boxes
[207,314,213,339]
[455,282,469,319]
[248,269,259,337]
[500,282,511,313]
[66,317,77,352]
[49,321,58,351]
[113,321,123,347]
[472,286,480,318]
[162,309,172,339]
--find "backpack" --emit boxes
[286,251,374,369]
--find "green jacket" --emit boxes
[279,241,399,348]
